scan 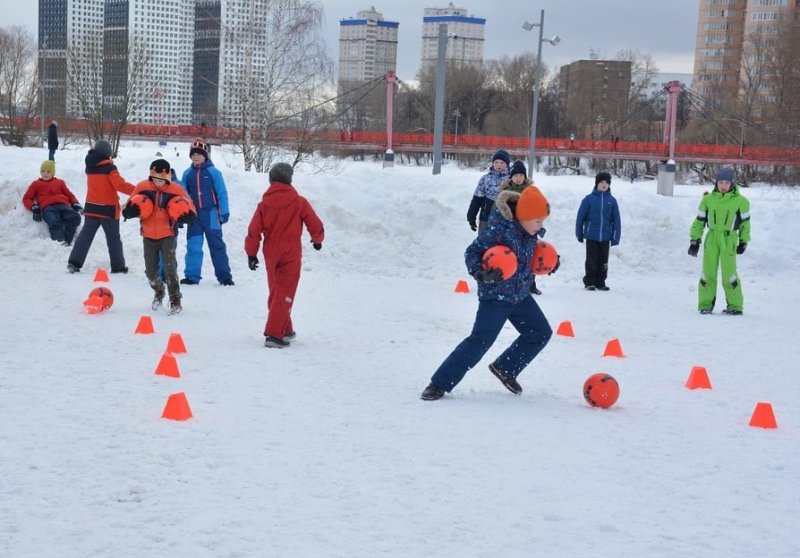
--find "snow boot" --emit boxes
[264,335,290,348]
[151,284,165,310]
[168,295,182,315]
[489,363,522,395]
[420,383,445,401]
[722,308,743,315]
[283,331,297,342]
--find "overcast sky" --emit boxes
[7,0,699,78]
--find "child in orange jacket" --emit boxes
[22,160,82,245]
[122,159,196,315]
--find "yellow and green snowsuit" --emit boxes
[690,185,751,312]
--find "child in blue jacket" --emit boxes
[575,171,621,291]
[466,149,510,234]
[421,186,554,400]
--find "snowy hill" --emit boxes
[1,142,799,557]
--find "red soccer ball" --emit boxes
[127,194,154,220]
[85,286,114,313]
[482,245,518,280]
[583,373,619,408]
[167,196,194,222]
[531,241,559,276]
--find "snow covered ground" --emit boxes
[1,141,799,557]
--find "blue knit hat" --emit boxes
[715,167,734,183]
[509,160,527,178]
[492,150,510,166]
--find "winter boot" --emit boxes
[699,308,713,315]
[67,262,81,273]
[420,383,445,401]
[722,308,743,315]
[264,335,290,348]
[489,363,523,395]
[168,295,182,315]
[180,278,198,285]
[220,278,235,286]
[151,283,165,310]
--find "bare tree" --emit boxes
[66,36,154,156]
[0,26,39,146]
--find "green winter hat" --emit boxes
[40,160,55,175]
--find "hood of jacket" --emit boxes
[494,189,523,222]
[261,181,298,208]
[85,150,113,169]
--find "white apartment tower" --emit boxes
[338,7,399,83]
[420,3,485,72]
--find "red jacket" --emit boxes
[129,180,196,240]
[83,150,135,219]
[22,177,79,211]
[245,181,324,258]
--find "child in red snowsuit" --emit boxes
[245,163,324,348]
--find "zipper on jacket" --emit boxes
[195,169,203,208]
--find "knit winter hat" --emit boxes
[492,149,511,166]
[509,160,527,179]
[149,159,172,183]
[94,139,113,158]
[595,171,612,187]
[40,160,55,175]
[269,162,294,184]
[515,185,550,221]
[715,167,734,183]
[189,138,209,159]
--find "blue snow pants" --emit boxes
[431,296,552,392]
[183,209,232,283]
[43,204,81,243]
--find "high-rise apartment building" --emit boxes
[192,0,221,125]
[559,59,632,139]
[338,8,399,83]
[420,3,485,73]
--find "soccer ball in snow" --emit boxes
[84,286,114,314]
[583,373,619,408]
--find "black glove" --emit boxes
[178,212,196,225]
[577,237,584,243]
[473,268,504,284]
[248,256,259,271]
[312,242,322,251]
[121,203,139,220]
[736,242,747,255]
[548,255,561,276]
[688,240,700,257]
[468,219,477,232]
[31,204,42,222]
[72,203,83,214]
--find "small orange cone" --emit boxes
[556,320,575,337]
[155,352,181,378]
[602,338,625,357]
[161,392,193,421]
[166,332,187,354]
[93,268,110,282]
[685,366,712,389]
[135,315,155,334]
[83,295,105,314]
[454,280,470,293]
[748,402,777,429]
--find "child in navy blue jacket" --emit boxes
[421,186,554,400]
[575,171,621,291]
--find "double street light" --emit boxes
[523,10,560,167]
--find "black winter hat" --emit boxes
[509,160,527,179]
[269,162,294,184]
[149,159,172,182]
[94,139,113,158]
[595,171,612,187]
[492,149,511,166]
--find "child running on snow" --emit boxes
[467,149,511,234]
[22,160,83,245]
[122,159,196,315]
[421,186,553,400]
[245,163,325,348]
[688,167,750,315]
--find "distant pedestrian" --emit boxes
[47,121,59,161]
[575,171,621,291]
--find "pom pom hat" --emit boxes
[516,186,550,221]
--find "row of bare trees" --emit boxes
[0,26,39,146]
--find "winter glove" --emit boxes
[577,236,584,243]
[473,268,504,284]
[688,240,700,257]
[313,242,322,251]
[248,256,259,271]
[468,218,477,232]
[548,255,561,276]
[121,203,139,220]
[72,203,83,214]
[177,212,196,226]
[736,242,747,255]
[31,204,42,222]
[219,213,229,224]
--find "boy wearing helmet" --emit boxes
[123,159,196,314]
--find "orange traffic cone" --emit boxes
[166,332,187,354]
[454,280,470,293]
[135,315,155,335]
[748,402,777,429]
[155,352,181,378]
[93,268,110,282]
[602,338,625,357]
[83,295,105,314]
[556,320,575,337]
[161,392,193,421]
[685,366,712,389]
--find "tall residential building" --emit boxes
[338,8,399,83]
[192,0,222,125]
[558,59,632,139]
[420,3,485,73]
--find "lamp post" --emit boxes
[523,10,560,168]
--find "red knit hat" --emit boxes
[516,186,550,221]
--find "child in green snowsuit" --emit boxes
[688,167,751,315]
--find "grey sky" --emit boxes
[8,0,699,78]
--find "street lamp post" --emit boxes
[523,10,560,168]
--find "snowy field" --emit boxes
[1,141,799,557]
